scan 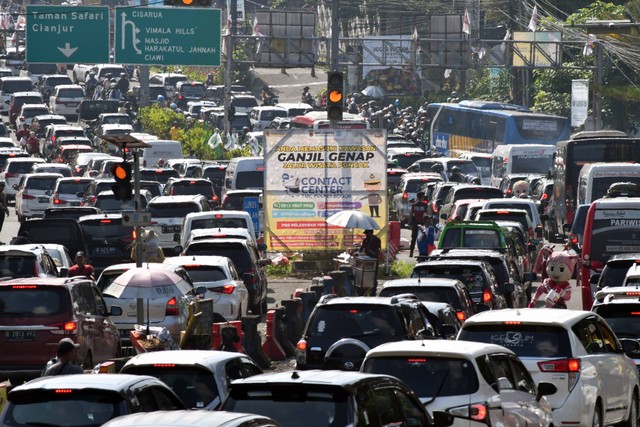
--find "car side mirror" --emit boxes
[173,245,183,254]
[44,189,52,196]
[620,338,640,355]
[258,243,267,252]
[193,286,207,297]
[12,184,18,190]
[242,272,255,285]
[439,324,456,338]
[432,411,454,427]
[590,273,601,285]
[486,394,502,409]
[59,267,68,277]
[536,381,557,401]
[258,258,272,267]
[502,282,515,293]
[562,223,571,232]
[109,305,123,316]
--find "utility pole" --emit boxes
[138,0,149,107]
[593,41,603,130]
[224,0,236,135]
[330,0,339,71]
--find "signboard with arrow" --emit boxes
[26,6,110,64]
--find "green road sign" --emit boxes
[26,6,110,64]
[114,7,221,66]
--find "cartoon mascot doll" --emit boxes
[528,251,575,308]
[512,180,530,198]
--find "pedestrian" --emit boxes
[68,251,95,279]
[360,229,381,295]
[0,181,9,233]
[408,191,429,257]
[169,121,180,140]
[42,338,84,376]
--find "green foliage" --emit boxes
[138,105,186,140]
[264,262,292,278]
[382,260,414,279]
[467,68,511,102]
[531,64,591,116]
[566,1,628,24]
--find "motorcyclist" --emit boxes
[205,73,215,86]
[108,83,122,101]
[85,72,98,99]
[448,166,466,183]
[117,73,129,94]
[301,86,314,106]
[261,85,276,105]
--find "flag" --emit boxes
[221,16,231,55]
[444,69,452,78]
[501,29,511,53]
[462,9,471,35]
[412,26,418,42]
[252,15,264,53]
[583,34,596,56]
[528,5,538,32]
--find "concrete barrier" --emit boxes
[261,309,287,361]
[242,315,271,369]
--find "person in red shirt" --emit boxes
[68,252,95,280]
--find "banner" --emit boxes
[571,79,589,128]
[264,129,387,252]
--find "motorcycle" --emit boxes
[262,95,279,106]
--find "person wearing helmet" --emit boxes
[347,97,358,114]
[261,85,276,105]
[448,165,466,183]
[205,73,214,86]
[158,158,165,168]
[108,82,121,100]
[169,102,177,110]
[156,94,166,107]
[117,72,129,94]
[301,86,314,106]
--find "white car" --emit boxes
[458,308,640,427]
[15,173,63,221]
[0,137,18,149]
[362,340,555,426]
[1,157,47,201]
[146,195,211,253]
[31,162,73,177]
[164,255,249,322]
[15,103,50,129]
[49,84,84,119]
[50,177,94,207]
[180,210,257,248]
[39,243,73,276]
[482,197,544,239]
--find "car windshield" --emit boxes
[180,84,205,97]
[458,324,571,358]
[43,208,98,221]
[594,303,640,338]
[5,389,123,427]
[362,356,478,397]
[121,365,219,409]
[447,161,478,175]
[184,243,252,272]
[96,196,147,212]
[102,116,131,125]
[225,388,348,427]
[148,203,200,218]
[203,168,226,181]
[0,286,70,316]
[182,265,228,282]
[485,203,534,220]
[26,176,60,190]
[411,266,487,293]
[9,162,40,174]
[80,219,131,238]
[393,154,424,169]
[0,255,37,278]
[23,107,49,117]
[139,170,180,184]
[454,188,502,201]
[378,286,463,310]
[3,81,33,93]
[35,167,72,177]
[478,212,528,230]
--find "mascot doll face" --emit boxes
[546,252,575,282]
[512,180,530,198]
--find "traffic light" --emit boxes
[164,0,212,6]
[327,71,344,122]
[111,162,132,201]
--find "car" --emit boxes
[120,350,263,410]
[81,177,116,204]
[92,189,152,213]
[49,177,94,207]
[0,137,18,149]
[437,220,507,250]
[410,259,507,309]
[30,114,67,139]
[567,203,589,252]
[482,197,545,240]
[498,173,533,197]
[425,248,530,308]
[146,195,212,254]
[530,177,554,215]
[230,94,259,114]
[0,276,122,380]
[15,103,49,129]
[186,228,255,247]
[378,278,477,322]
[72,153,111,177]
[407,157,479,181]
[19,63,58,85]
[0,76,33,114]
[39,243,73,276]
[295,294,446,371]
[249,106,287,130]
[593,254,640,290]
[164,255,250,322]
[17,217,91,259]
[137,167,181,187]
[387,147,428,171]
[31,162,72,177]
[82,156,121,178]
[43,206,102,221]
[100,410,280,427]
[48,84,84,119]
[36,73,73,100]
[361,340,556,427]
[172,80,206,109]
[386,166,407,192]
[0,244,60,279]
[73,63,128,84]
[185,101,217,119]
[426,182,459,217]
[14,172,63,221]
[221,370,454,427]
[438,197,485,224]
[42,123,86,159]
[440,185,504,225]
[149,72,188,97]
[8,91,43,127]
[94,123,133,153]
[391,172,443,225]
[180,210,257,248]
[1,156,47,201]
[163,178,219,207]
[78,214,134,273]
[1,374,185,426]
[140,180,163,198]
[95,157,124,179]
[101,265,196,343]
[183,238,269,316]
[457,308,640,427]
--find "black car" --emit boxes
[412,259,507,310]
[137,168,180,185]
[17,218,90,260]
[172,81,206,109]
[78,214,134,273]
[594,253,640,290]
[295,294,447,371]
[222,370,453,427]
[43,206,101,221]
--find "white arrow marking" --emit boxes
[57,42,78,58]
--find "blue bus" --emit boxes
[422,101,570,156]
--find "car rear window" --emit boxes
[191,217,248,230]
[2,80,33,93]
[393,154,425,169]
[80,219,131,238]
[34,167,71,177]
[308,305,403,342]
[5,389,123,427]
[235,171,263,190]
[362,356,478,397]
[54,129,85,138]
[58,88,84,98]
[102,116,131,125]
[222,194,261,210]
[378,286,463,310]
[182,265,228,282]
[170,182,213,196]
[600,260,635,288]
[43,208,99,221]
[139,170,180,184]
[26,176,60,191]
[180,84,205,97]
[232,98,258,108]
[203,168,226,182]
[454,188,503,201]
[57,180,91,195]
[478,212,528,230]
[458,324,571,358]
[45,76,73,87]
[440,228,502,249]
[0,285,70,316]
[184,243,252,272]
[411,265,487,293]
[14,97,42,107]
[121,365,218,409]
[149,203,200,218]
[98,68,126,78]
[594,303,640,339]
[9,161,41,174]
[96,196,146,212]
[485,203,534,220]
[23,107,49,117]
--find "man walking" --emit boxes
[42,338,84,376]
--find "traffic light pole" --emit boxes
[223,0,236,135]
[134,150,143,268]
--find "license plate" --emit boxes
[162,225,181,233]
[66,102,78,107]
[38,197,49,203]
[70,202,80,206]
[94,247,116,255]
[5,330,36,341]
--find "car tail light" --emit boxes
[506,188,512,196]
[536,225,543,238]
[528,227,534,239]
[53,197,67,205]
[483,289,492,303]
[49,320,77,335]
[541,193,549,200]
[5,172,15,178]
[570,233,579,245]
[448,403,488,422]
[456,311,466,321]
[100,219,112,223]
[212,193,218,203]
[56,99,64,104]
[432,201,439,213]
[55,389,73,394]
[402,192,408,200]
[19,116,25,121]
[153,363,176,367]
[165,297,179,316]
[170,188,174,195]
[538,358,581,391]
[208,285,234,294]
[22,193,36,200]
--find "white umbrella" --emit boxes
[361,85,386,98]
[103,268,193,300]
[326,210,380,230]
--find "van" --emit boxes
[577,162,640,206]
[458,152,493,186]
[141,140,183,168]
[223,156,264,197]
[249,106,287,130]
[491,144,556,187]
[0,77,33,113]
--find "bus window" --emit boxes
[492,156,506,180]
